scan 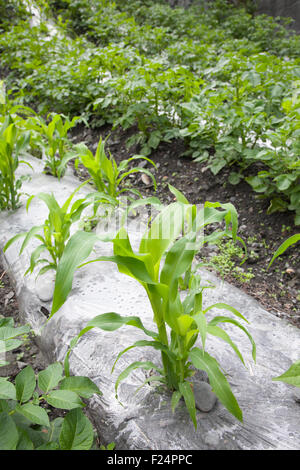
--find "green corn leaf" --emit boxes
[59,408,94,450]
[27,192,62,217]
[27,244,48,274]
[82,254,156,286]
[83,312,158,338]
[115,361,163,399]
[61,179,91,214]
[122,196,163,224]
[207,325,245,365]
[192,311,207,350]
[64,313,158,376]
[178,381,197,429]
[51,231,102,317]
[203,303,248,323]
[37,264,57,277]
[171,390,182,413]
[176,314,195,337]
[117,167,157,191]
[189,348,243,422]
[112,340,176,373]
[208,316,256,362]
[168,184,189,204]
[3,231,27,252]
[268,234,300,269]
[160,235,196,301]
[19,225,44,255]
[139,202,189,270]
[273,361,300,387]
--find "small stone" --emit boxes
[6,291,14,300]
[36,272,55,302]
[17,361,27,370]
[286,268,295,275]
[141,174,152,186]
[193,381,217,412]
[193,369,209,383]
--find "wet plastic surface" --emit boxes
[0,157,300,449]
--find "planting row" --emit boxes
[1,87,299,450]
[0,0,299,223]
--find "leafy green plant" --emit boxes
[50,199,256,428]
[0,116,32,210]
[205,238,253,283]
[3,180,113,277]
[0,316,102,450]
[73,136,157,199]
[0,316,31,367]
[273,361,300,389]
[268,233,300,270]
[1,0,299,223]
[26,113,80,179]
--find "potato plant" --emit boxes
[0,316,102,450]
[1,0,299,223]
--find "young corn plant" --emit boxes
[26,113,80,179]
[73,136,157,199]
[167,183,248,289]
[3,180,115,277]
[0,116,31,210]
[73,136,157,229]
[50,199,256,428]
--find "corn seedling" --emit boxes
[26,113,80,179]
[0,116,32,210]
[3,180,115,277]
[73,136,157,199]
[50,199,256,428]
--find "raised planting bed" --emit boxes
[0,157,299,450]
